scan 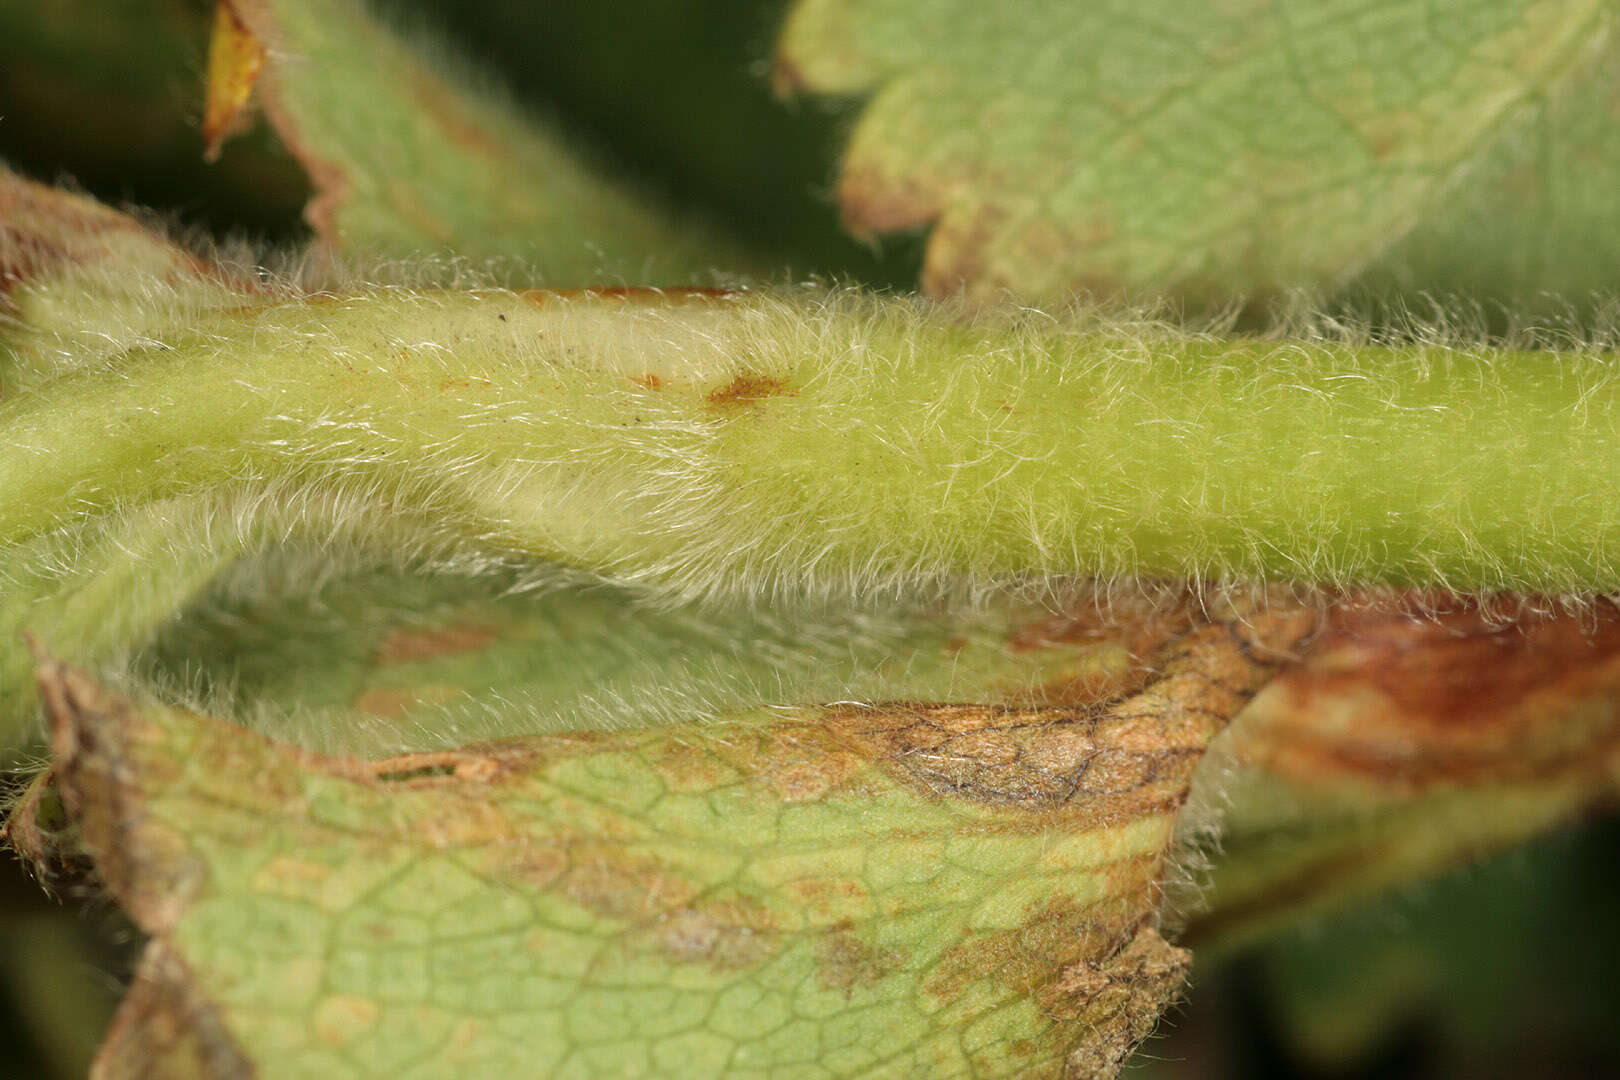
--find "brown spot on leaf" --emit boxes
[927,897,1125,1007]
[919,206,1003,300]
[768,52,810,99]
[816,924,900,995]
[765,745,868,802]
[365,750,499,785]
[924,893,1186,1073]
[817,598,1315,820]
[651,739,742,793]
[501,846,569,893]
[403,63,512,163]
[562,853,702,924]
[374,623,497,666]
[1060,928,1190,1078]
[706,373,791,409]
[313,994,381,1047]
[837,158,942,238]
[783,875,869,915]
[493,820,783,975]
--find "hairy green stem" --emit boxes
[5,289,1618,601]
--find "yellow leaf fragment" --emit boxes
[202,1,266,162]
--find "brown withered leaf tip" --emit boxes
[0,769,74,897]
[32,653,205,934]
[1062,927,1190,1077]
[202,1,268,162]
[1240,593,1620,790]
[93,943,253,1080]
[26,652,252,1080]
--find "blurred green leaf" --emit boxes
[777,0,1615,306]
[209,0,749,280]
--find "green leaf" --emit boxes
[125,544,1119,755]
[1363,35,1620,314]
[371,0,923,287]
[208,0,748,279]
[776,0,1615,304]
[31,603,1304,1077]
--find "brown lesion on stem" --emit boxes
[705,372,792,410]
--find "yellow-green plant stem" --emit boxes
[4,289,1618,603]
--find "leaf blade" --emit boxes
[35,604,1310,1077]
[212,0,749,278]
[777,0,1615,304]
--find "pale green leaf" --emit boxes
[776,0,1615,304]
[212,0,748,279]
